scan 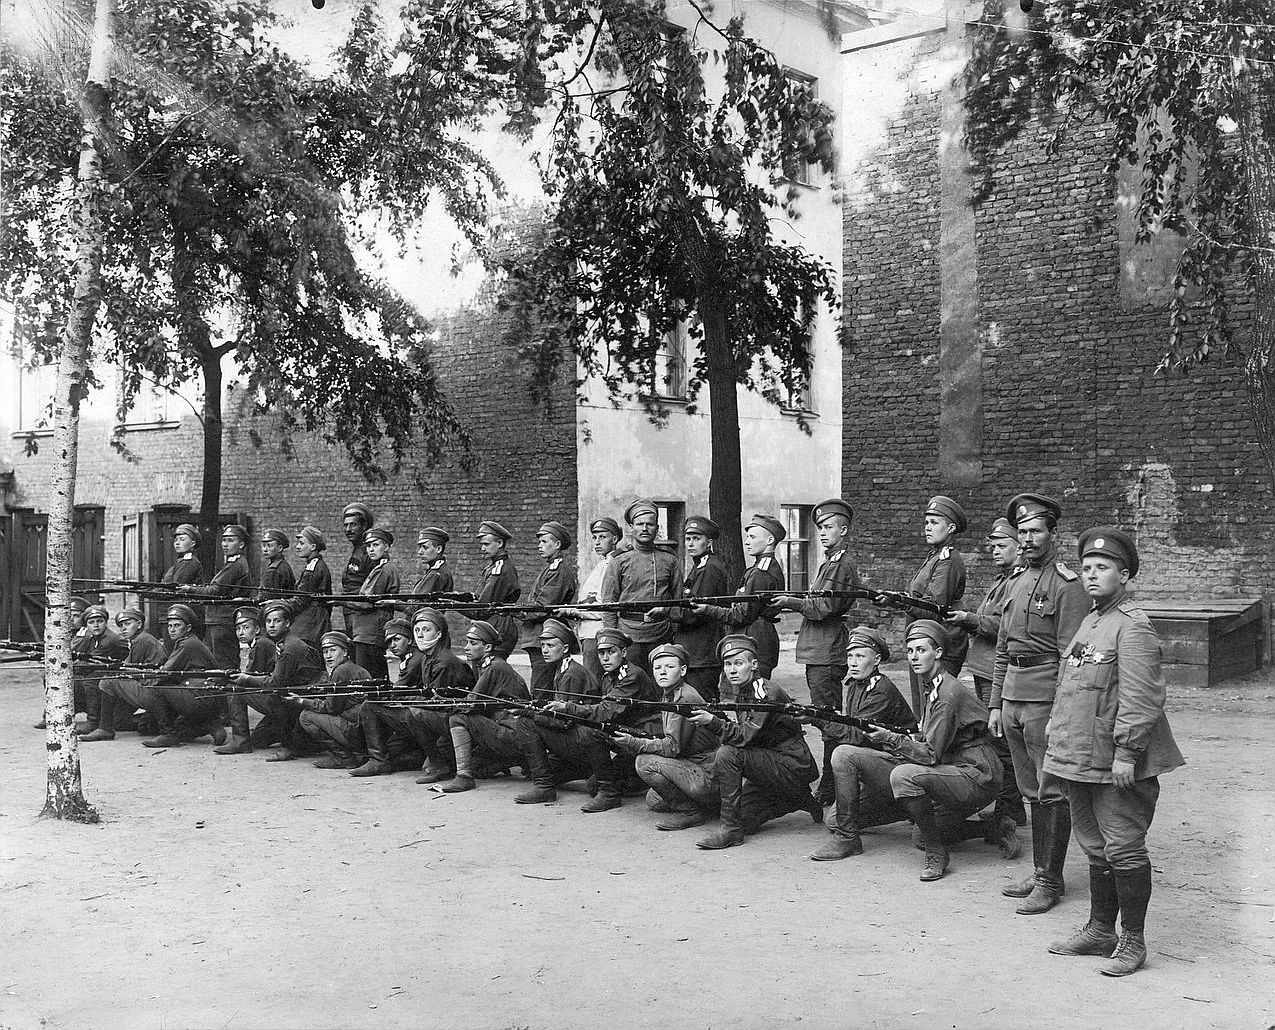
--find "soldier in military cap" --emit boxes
[899,496,970,713]
[232,599,325,762]
[475,520,521,659]
[599,499,683,675]
[259,529,296,594]
[142,603,224,749]
[398,528,455,620]
[774,498,861,806]
[616,641,722,831]
[287,526,332,648]
[180,524,253,669]
[1043,529,1184,977]
[213,605,278,755]
[438,620,531,793]
[161,523,205,588]
[946,517,1027,840]
[567,517,623,683]
[992,492,1089,915]
[517,522,579,695]
[815,620,1001,881]
[297,630,374,770]
[658,515,729,701]
[337,502,376,634]
[808,626,918,860]
[352,607,476,779]
[693,635,822,850]
[83,608,168,741]
[71,602,130,737]
[346,527,400,678]
[695,513,787,693]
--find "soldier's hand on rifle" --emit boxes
[687,709,715,726]
[771,595,798,611]
[867,726,897,747]
[232,674,252,687]
[643,607,668,621]
[543,700,567,714]
[946,609,972,627]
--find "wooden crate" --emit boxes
[1135,598,1264,688]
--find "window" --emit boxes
[649,325,689,400]
[122,383,174,426]
[782,69,819,187]
[654,501,685,550]
[779,504,813,591]
[17,361,56,433]
[785,369,814,414]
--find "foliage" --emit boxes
[0,0,514,486]
[962,0,1275,371]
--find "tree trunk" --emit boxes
[198,344,223,529]
[42,0,115,823]
[701,292,745,583]
[1241,64,1275,492]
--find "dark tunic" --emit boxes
[161,552,204,586]
[517,556,578,649]
[669,553,730,669]
[185,553,252,628]
[286,556,332,645]
[907,544,968,667]
[819,670,917,748]
[794,546,859,665]
[260,557,297,594]
[476,552,520,657]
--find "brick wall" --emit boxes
[2,298,578,595]
[842,33,1273,645]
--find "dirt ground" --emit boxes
[1,656,1272,1030]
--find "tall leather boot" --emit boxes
[1050,863,1119,956]
[513,720,555,803]
[696,746,745,849]
[440,721,477,794]
[1017,802,1070,914]
[350,708,393,775]
[903,795,949,882]
[1003,800,1043,897]
[812,741,837,806]
[80,691,117,742]
[1100,863,1152,976]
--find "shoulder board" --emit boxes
[1055,561,1078,581]
[694,555,707,569]
[490,559,504,575]
[306,558,318,571]
[1116,599,1141,617]
[756,556,771,570]
[549,558,562,571]
[226,554,240,563]
[431,559,445,570]
[938,546,951,560]
[1010,565,1028,578]
[181,553,194,561]
[829,551,842,563]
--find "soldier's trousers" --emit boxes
[450,713,523,769]
[684,666,722,704]
[226,692,284,741]
[205,623,240,670]
[580,638,603,685]
[634,753,718,810]
[716,743,817,833]
[805,665,847,711]
[362,705,453,767]
[1002,698,1065,804]
[299,708,365,756]
[516,718,616,794]
[1063,777,1161,873]
[623,633,675,677]
[151,685,222,736]
[353,643,388,679]
[974,675,1026,821]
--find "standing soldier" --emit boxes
[337,502,376,633]
[694,513,787,692]
[398,528,455,619]
[288,526,332,648]
[662,515,729,702]
[517,522,578,695]
[692,635,822,850]
[83,607,167,741]
[259,529,296,594]
[599,498,683,674]
[161,524,205,587]
[475,520,520,659]
[569,517,622,684]
[180,524,252,670]
[1043,529,1184,977]
[902,496,970,715]
[213,605,277,755]
[774,498,860,806]
[945,517,1027,838]
[347,527,399,679]
[992,492,1089,915]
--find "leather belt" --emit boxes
[1008,652,1058,669]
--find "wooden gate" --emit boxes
[1,505,105,641]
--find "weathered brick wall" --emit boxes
[2,298,578,595]
[842,35,1273,644]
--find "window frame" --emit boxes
[780,67,820,189]
[779,503,814,591]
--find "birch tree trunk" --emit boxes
[42,0,114,822]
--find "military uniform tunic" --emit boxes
[260,556,296,594]
[907,544,968,669]
[669,553,730,671]
[286,555,332,647]
[476,551,520,659]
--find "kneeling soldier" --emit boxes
[298,630,373,769]
[827,620,1002,881]
[1043,529,1184,977]
[213,605,278,755]
[85,607,167,741]
[437,620,530,793]
[694,635,822,850]
[142,604,225,749]
[617,642,721,831]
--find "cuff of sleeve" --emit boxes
[1113,745,1142,765]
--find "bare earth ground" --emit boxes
[1,656,1272,1030]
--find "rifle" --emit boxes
[191,677,393,697]
[623,699,914,736]
[466,688,657,739]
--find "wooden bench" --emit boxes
[1135,598,1265,687]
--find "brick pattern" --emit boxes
[842,37,1273,648]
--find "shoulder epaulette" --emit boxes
[490,559,504,575]
[829,550,843,563]
[181,553,194,561]
[756,556,772,571]
[306,558,318,571]
[939,546,951,560]
[1116,599,1140,617]
[1055,561,1078,581]
[1010,565,1028,578]
[549,557,562,571]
